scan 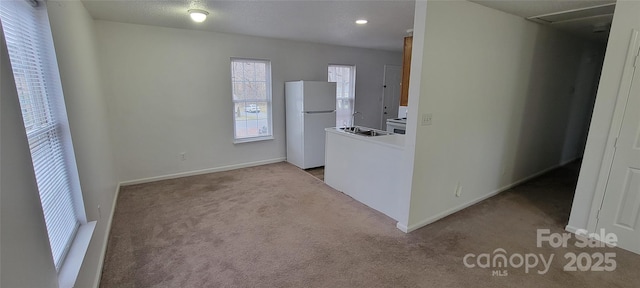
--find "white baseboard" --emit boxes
[92,183,121,288]
[396,222,409,233]
[402,163,565,233]
[559,156,581,167]
[119,158,286,186]
[402,189,504,233]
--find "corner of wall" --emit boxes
[47,2,121,287]
[90,183,121,288]
[396,0,428,231]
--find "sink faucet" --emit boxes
[351,111,361,130]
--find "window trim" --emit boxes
[230,57,274,143]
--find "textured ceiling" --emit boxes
[82,0,416,52]
[82,0,616,52]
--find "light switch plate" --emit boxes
[422,113,433,126]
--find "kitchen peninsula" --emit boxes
[324,127,405,221]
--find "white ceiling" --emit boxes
[82,0,416,52]
[471,0,616,42]
[82,0,615,52]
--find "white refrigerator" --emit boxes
[286,81,337,169]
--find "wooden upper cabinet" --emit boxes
[400,36,412,107]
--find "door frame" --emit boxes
[586,30,640,233]
[380,64,402,129]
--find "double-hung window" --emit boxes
[231,58,273,142]
[328,64,356,127]
[1,0,84,272]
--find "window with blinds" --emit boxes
[1,0,81,271]
[328,65,356,127]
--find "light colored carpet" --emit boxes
[100,162,640,287]
[304,167,324,181]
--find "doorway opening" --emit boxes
[381,65,402,129]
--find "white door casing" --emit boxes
[381,65,402,127]
[596,44,640,254]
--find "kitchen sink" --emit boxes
[340,126,358,133]
[339,127,391,137]
[355,130,386,136]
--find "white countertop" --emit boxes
[325,127,405,150]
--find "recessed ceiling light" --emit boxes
[189,9,209,23]
[355,19,368,25]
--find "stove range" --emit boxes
[386,117,407,134]
[386,117,407,124]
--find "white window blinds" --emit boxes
[1,0,80,271]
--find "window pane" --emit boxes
[328,65,356,127]
[234,101,269,138]
[255,82,267,100]
[231,59,272,141]
[232,83,244,101]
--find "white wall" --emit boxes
[1,26,60,288]
[95,21,401,183]
[568,0,640,232]
[560,47,605,163]
[47,1,119,287]
[396,0,428,230]
[402,0,604,230]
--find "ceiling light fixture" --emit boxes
[189,9,209,23]
[355,19,368,25]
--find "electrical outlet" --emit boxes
[421,113,433,126]
[180,152,187,161]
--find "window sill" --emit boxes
[58,221,96,288]
[234,136,274,144]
